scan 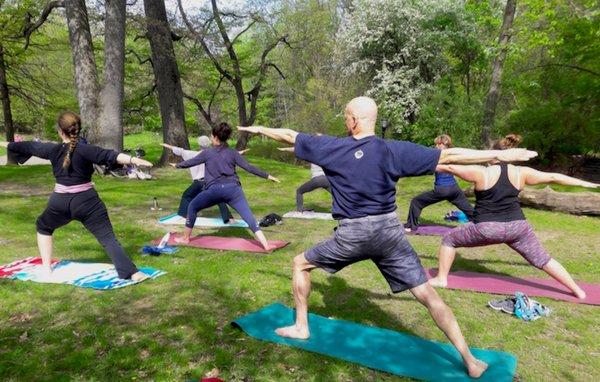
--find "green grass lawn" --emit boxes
[1,133,599,381]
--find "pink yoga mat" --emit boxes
[427,268,600,305]
[152,233,289,253]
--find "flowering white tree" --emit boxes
[337,0,462,134]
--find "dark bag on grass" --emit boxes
[259,213,283,227]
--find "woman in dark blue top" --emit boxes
[404,135,474,232]
[172,122,279,250]
[1,112,153,281]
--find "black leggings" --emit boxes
[296,175,331,211]
[36,189,138,279]
[405,184,474,230]
[177,180,232,222]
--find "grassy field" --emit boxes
[0,133,599,381]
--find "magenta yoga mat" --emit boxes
[153,233,289,253]
[427,268,600,305]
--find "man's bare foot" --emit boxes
[574,288,587,300]
[131,271,150,282]
[466,358,488,379]
[428,276,448,288]
[174,235,190,244]
[275,325,310,340]
[227,218,238,225]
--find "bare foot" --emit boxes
[574,288,587,300]
[466,358,488,379]
[428,276,448,288]
[275,325,310,340]
[174,235,190,244]
[227,218,238,225]
[404,227,412,233]
[131,271,150,282]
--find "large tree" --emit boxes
[143,0,189,164]
[63,0,126,150]
[178,0,289,149]
[480,0,517,147]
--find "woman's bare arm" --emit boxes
[436,164,487,188]
[522,167,598,188]
[116,153,153,167]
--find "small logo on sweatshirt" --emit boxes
[354,150,364,159]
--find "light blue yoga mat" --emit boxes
[158,213,249,228]
[233,303,517,381]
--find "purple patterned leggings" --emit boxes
[442,220,552,269]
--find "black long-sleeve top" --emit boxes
[8,141,119,186]
[176,145,268,188]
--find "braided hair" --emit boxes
[57,112,82,169]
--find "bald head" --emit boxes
[344,96,378,137]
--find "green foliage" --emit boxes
[499,0,600,162]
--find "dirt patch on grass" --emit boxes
[0,183,49,197]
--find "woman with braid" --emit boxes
[1,112,152,281]
[429,134,598,299]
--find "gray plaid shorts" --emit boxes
[305,212,427,293]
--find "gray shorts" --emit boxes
[305,212,427,293]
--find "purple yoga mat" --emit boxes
[427,268,600,305]
[408,224,456,236]
[153,233,289,253]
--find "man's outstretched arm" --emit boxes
[439,147,538,165]
[238,126,299,145]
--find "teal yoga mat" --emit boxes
[233,303,517,381]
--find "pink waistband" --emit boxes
[54,182,94,194]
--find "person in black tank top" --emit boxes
[473,163,525,223]
[428,134,598,300]
[2,112,154,281]
[405,135,474,231]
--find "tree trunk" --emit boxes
[481,0,516,148]
[64,0,100,140]
[97,0,126,151]
[464,186,600,216]
[144,0,189,164]
[0,44,16,164]
[234,82,251,150]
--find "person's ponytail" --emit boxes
[58,112,82,168]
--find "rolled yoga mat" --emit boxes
[407,224,456,236]
[427,268,600,306]
[152,233,289,253]
[158,213,249,228]
[233,303,517,382]
[282,211,334,220]
[0,257,165,290]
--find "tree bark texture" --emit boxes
[144,0,189,164]
[97,0,126,151]
[64,0,100,139]
[0,44,16,164]
[481,0,516,147]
